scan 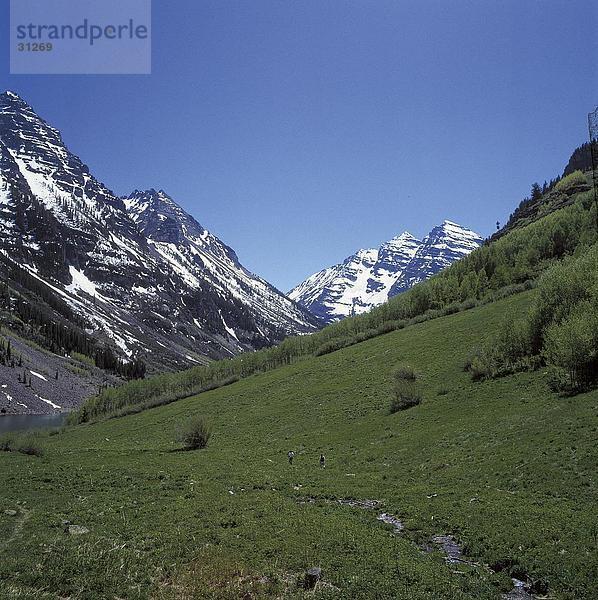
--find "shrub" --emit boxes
[0,434,15,452]
[353,329,378,344]
[470,244,598,391]
[71,352,95,367]
[16,433,45,456]
[495,314,531,367]
[314,339,349,356]
[392,365,417,381]
[440,302,462,316]
[409,313,431,325]
[389,365,422,413]
[390,393,421,413]
[177,416,211,450]
[465,347,498,381]
[555,170,586,193]
[0,432,44,456]
[528,255,592,352]
[375,320,405,335]
[543,301,598,392]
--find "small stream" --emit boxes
[0,413,67,433]
[298,495,538,599]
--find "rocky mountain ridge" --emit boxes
[0,90,319,416]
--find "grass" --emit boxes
[0,290,597,599]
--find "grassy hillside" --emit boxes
[1,290,596,599]
[70,170,597,425]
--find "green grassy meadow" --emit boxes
[1,290,597,599]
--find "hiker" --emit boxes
[288,450,295,465]
[319,453,326,469]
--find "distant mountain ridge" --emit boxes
[289,221,482,323]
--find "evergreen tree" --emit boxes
[531,182,542,202]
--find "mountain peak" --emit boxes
[0,90,36,115]
[123,188,230,258]
[127,188,173,202]
[386,231,417,244]
[2,90,22,101]
[124,189,185,224]
[430,220,482,243]
[127,188,155,203]
[437,219,480,235]
[290,220,482,323]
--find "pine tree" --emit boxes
[531,182,542,202]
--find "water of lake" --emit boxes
[0,413,68,433]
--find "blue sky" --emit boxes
[1,0,597,291]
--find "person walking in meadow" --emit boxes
[319,453,326,469]
[288,450,295,465]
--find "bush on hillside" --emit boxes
[389,365,422,413]
[375,320,406,335]
[0,431,45,456]
[464,347,498,381]
[0,434,14,452]
[392,365,417,381]
[177,416,211,450]
[464,311,531,381]
[470,243,598,393]
[555,170,586,193]
[16,432,45,456]
[495,315,532,366]
[314,338,350,356]
[544,301,598,393]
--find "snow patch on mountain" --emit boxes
[66,266,99,298]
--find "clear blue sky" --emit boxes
[1,0,597,291]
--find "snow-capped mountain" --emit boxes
[123,188,319,341]
[289,222,482,323]
[388,220,483,296]
[0,90,318,372]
